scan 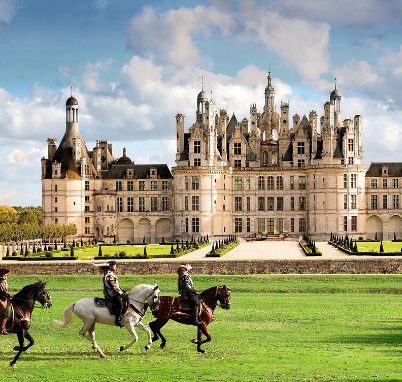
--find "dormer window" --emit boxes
[150,168,157,178]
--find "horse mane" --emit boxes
[13,281,45,299]
[200,285,219,297]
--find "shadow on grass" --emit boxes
[328,332,402,346]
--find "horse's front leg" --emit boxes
[10,330,25,367]
[192,324,211,353]
[120,321,139,352]
[136,321,152,351]
[22,331,34,352]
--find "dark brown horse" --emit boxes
[149,285,231,353]
[4,281,52,367]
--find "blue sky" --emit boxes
[1,0,402,206]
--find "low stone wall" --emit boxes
[1,258,402,275]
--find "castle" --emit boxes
[41,72,402,242]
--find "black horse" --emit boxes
[4,281,52,366]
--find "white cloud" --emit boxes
[0,0,17,24]
[336,59,381,88]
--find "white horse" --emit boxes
[53,284,160,358]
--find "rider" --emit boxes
[101,261,125,327]
[0,268,11,335]
[177,264,201,325]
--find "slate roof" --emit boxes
[102,163,172,179]
[366,163,402,177]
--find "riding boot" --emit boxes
[0,318,8,335]
[192,304,202,326]
[115,306,124,327]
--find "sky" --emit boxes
[1,0,402,206]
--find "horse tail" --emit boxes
[53,303,75,328]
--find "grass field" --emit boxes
[0,275,401,381]
[357,241,402,253]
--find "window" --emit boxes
[54,207,58,212]
[298,218,306,233]
[267,176,274,190]
[85,217,90,223]
[235,196,242,212]
[299,176,306,190]
[139,197,145,212]
[117,197,123,212]
[151,181,157,191]
[276,218,284,234]
[371,195,378,209]
[85,195,90,203]
[184,196,188,211]
[194,158,201,167]
[343,174,348,188]
[370,178,377,189]
[351,216,357,231]
[290,218,295,233]
[245,177,250,190]
[257,218,265,233]
[96,205,101,213]
[234,217,242,233]
[55,184,58,192]
[392,179,399,188]
[84,206,90,212]
[246,197,251,212]
[162,180,169,190]
[127,180,134,191]
[55,197,58,203]
[290,196,295,211]
[85,181,89,191]
[290,176,294,190]
[184,176,189,190]
[343,216,348,231]
[258,197,265,211]
[162,196,169,211]
[350,174,357,188]
[127,197,134,212]
[234,160,241,168]
[184,218,189,233]
[267,197,274,211]
[393,194,400,209]
[258,176,265,191]
[116,181,122,191]
[351,194,357,209]
[297,141,305,154]
[139,181,145,191]
[383,179,388,189]
[234,142,242,155]
[194,140,201,154]
[192,176,200,190]
[383,195,388,209]
[276,176,284,190]
[246,218,251,233]
[344,195,348,209]
[85,227,90,234]
[299,196,306,211]
[192,217,200,233]
[192,196,199,211]
[298,159,305,168]
[277,197,283,211]
[348,157,354,165]
[234,176,242,191]
[348,139,354,151]
[151,196,158,211]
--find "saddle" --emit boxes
[94,296,128,317]
[178,296,204,312]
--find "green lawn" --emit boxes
[357,241,402,253]
[1,275,401,381]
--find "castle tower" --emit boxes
[264,70,275,113]
[330,79,342,128]
[176,113,185,161]
[196,90,208,125]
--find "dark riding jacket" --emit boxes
[103,271,124,301]
[178,273,198,303]
[0,276,9,302]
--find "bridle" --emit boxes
[128,285,160,317]
[215,286,231,309]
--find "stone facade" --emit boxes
[41,72,402,242]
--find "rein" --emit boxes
[12,297,44,309]
[128,286,158,318]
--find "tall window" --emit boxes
[351,194,357,209]
[258,197,265,211]
[151,181,157,191]
[246,218,251,233]
[139,181,145,191]
[343,174,348,188]
[117,197,123,212]
[290,196,295,211]
[162,180,169,190]
[194,158,201,166]
[194,140,201,154]
[192,176,200,190]
[344,195,348,209]
[258,176,265,190]
[343,216,348,231]
[151,196,158,211]
[277,197,283,211]
[371,195,378,209]
[235,197,242,212]
[234,160,241,168]
[297,141,305,154]
[350,174,357,188]
[298,159,305,168]
[393,194,400,209]
[162,196,169,211]
[127,197,134,212]
[192,196,200,211]
[348,139,354,151]
[184,196,188,211]
[246,197,251,211]
[383,179,388,189]
[184,176,189,190]
[234,217,242,233]
[290,176,294,190]
[257,218,265,233]
[85,181,89,191]
[127,180,134,191]
[276,176,284,190]
[299,196,306,211]
[290,218,295,233]
[370,178,377,189]
[267,197,274,211]
[234,176,242,191]
[192,217,200,233]
[351,216,357,231]
[245,177,251,190]
[184,218,189,233]
[392,179,399,188]
[299,176,306,190]
[267,176,274,190]
[383,195,388,209]
[116,181,122,191]
[234,142,242,155]
[139,197,145,212]
[298,218,306,233]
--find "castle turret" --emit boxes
[264,70,275,113]
[196,90,207,125]
[176,113,185,161]
[330,80,342,128]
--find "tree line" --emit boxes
[0,206,76,243]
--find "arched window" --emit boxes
[277,176,284,190]
[96,205,102,213]
[263,151,268,167]
[258,176,265,191]
[267,176,274,190]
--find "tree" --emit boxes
[379,241,384,253]
[70,245,74,257]
[98,245,103,257]
[143,246,148,257]
[0,206,19,224]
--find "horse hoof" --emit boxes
[13,346,20,351]
[198,349,205,354]
[191,339,198,344]
[145,345,150,351]
[9,363,16,368]
[160,343,165,349]
[120,346,125,352]
[99,353,106,358]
